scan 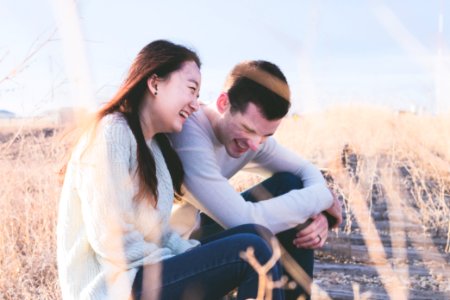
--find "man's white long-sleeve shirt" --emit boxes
[169,108,333,235]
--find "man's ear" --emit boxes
[146,74,159,95]
[216,93,230,113]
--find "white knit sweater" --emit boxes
[57,113,199,300]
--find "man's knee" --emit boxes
[271,172,304,190]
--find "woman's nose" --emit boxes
[189,97,200,111]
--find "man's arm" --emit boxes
[175,143,333,234]
[251,138,342,244]
[252,138,343,225]
[251,137,326,189]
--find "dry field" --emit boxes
[0,105,449,299]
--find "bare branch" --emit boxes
[0,28,58,85]
[239,238,283,300]
[0,50,9,65]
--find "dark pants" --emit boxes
[132,224,284,300]
[191,172,314,300]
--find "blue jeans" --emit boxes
[191,172,314,300]
[132,224,284,300]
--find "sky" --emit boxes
[0,0,449,116]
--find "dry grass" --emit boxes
[0,105,449,299]
[0,127,65,299]
[276,106,450,239]
[276,105,450,299]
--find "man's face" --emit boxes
[217,102,282,158]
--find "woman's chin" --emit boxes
[171,123,184,133]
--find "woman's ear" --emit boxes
[147,74,159,96]
[216,93,230,113]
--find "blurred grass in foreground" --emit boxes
[1,105,449,299]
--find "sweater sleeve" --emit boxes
[251,137,333,207]
[173,129,333,234]
[75,119,173,271]
[163,230,199,254]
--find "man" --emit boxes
[169,60,342,299]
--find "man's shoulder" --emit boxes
[169,109,213,147]
[185,109,209,130]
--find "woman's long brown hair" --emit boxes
[65,40,200,204]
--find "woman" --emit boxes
[57,40,284,300]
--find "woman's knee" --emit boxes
[232,223,274,241]
[237,233,274,262]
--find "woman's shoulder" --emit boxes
[98,112,134,144]
[100,112,129,128]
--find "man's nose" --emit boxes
[248,135,263,151]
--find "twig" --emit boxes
[239,238,283,300]
[0,29,57,85]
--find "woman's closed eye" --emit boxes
[189,86,200,98]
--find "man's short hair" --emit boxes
[224,60,291,120]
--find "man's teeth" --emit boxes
[236,140,246,149]
[179,111,188,118]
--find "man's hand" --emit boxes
[324,189,343,229]
[293,214,328,249]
